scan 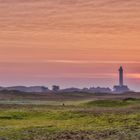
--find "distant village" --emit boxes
[0,67,131,94]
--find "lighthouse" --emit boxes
[119,66,123,86]
[113,66,130,93]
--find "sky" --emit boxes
[0,0,140,91]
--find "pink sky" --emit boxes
[0,0,140,90]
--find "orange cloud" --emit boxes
[0,0,140,90]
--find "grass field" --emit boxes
[0,92,140,140]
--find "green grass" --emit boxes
[0,99,140,140]
[84,99,140,107]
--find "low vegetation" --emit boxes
[0,97,140,140]
[84,98,140,107]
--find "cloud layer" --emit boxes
[0,0,140,90]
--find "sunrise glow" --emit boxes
[0,0,140,90]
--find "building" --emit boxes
[52,85,60,92]
[113,66,130,93]
[119,66,123,86]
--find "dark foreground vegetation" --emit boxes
[0,92,140,140]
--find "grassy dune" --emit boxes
[84,98,140,107]
[0,98,140,140]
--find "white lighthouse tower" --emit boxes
[119,66,123,86]
[113,66,129,93]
